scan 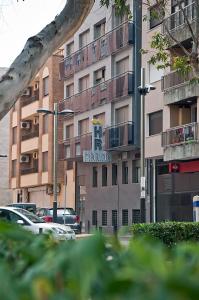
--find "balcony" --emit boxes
[59,72,133,115]
[21,125,39,141]
[59,22,134,79]
[21,136,39,153]
[162,122,199,161]
[20,165,38,175]
[162,70,199,104]
[21,89,39,107]
[162,2,196,46]
[104,122,134,151]
[59,133,92,160]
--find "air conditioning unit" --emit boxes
[33,117,39,125]
[20,155,30,163]
[32,152,38,160]
[21,121,31,129]
[22,88,31,96]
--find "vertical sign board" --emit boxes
[83,119,112,163]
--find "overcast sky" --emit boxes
[0,0,66,67]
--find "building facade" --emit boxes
[9,52,71,208]
[143,0,197,222]
[0,68,12,205]
[59,0,142,233]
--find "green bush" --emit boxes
[131,222,199,246]
[1,222,199,299]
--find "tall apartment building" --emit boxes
[9,52,66,207]
[58,0,142,232]
[143,0,197,222]
[0,68,12,205]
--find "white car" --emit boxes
[0,207,76,240]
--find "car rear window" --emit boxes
[49,208,75,216]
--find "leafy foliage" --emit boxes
[1,222,199,299]
[132,222,199,247]
[100,0,131,17]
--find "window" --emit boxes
[116,57,129,75]
[94,19,106,39]
[122,209,128,226]
[65,83,74,98]
[42,152,48,172]
[112,164,118,185]
[65,146,71,159]
[12,127,17,144]
[92,210,97,226]
[12,160,17,177]
[102,210,107,226]
[115,106,129,124]
[149,110,163,136]
[112,210,118,227]
[43,114,48,134]
[122,161,128,184]
[43,76,49,96]
[65,124,73,139]
[132,160,141,183]
[102,165,108,186]
[149,3,165,29]
[93,167,98,187]
[94,68,106,85]
[79,75,89,92]
[66,41,74,56]
[148,63,164,83]
[113,6,128,27]
[75,143,81,156]
[132,209,141,224]
[78,118,89,136]
[79,29,90,48]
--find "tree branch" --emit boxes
[0,0,94,120]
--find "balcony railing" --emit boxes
[104,121,134,150]
[162,122,198,147]
[59,72,133,115]
[21,89,39,107]
[59,22,134,79]
[59,133,92,160]
[162,2,196,34]
[161,70,194,91]
[20,165,38,175]
[21,125,39,141]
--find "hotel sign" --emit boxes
[83,119,112,163]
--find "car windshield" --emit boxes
[49,208,75,216]
[15,208,45,223]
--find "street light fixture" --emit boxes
[37,103,74,222]
[138,68,156,223]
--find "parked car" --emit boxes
[0,207,76,240]
[36,207,81,234]
[7,203,36,214]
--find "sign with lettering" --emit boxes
[83,150,112,163]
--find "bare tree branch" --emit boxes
[0,0,94,120]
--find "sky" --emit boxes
[0,0,66,67]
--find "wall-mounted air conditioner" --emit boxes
[20,155,30,163]
[22,88,31,96]
[21,121,31,129]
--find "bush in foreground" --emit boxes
[1,222,199,299]
[131,222,199,246]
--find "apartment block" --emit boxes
[58,0,141,232]
[9,52,66,207]
[0,68,12,205]
[143,0,197,222]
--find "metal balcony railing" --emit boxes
[161,70,194,91]
[59,72,133,115]
[162,2,196,34]
[59,21,134,79]
[20,165,38,175]
[104,121,134,150]
[162,122,198,147]
[21,89,39,107]
[21,126,39,141]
